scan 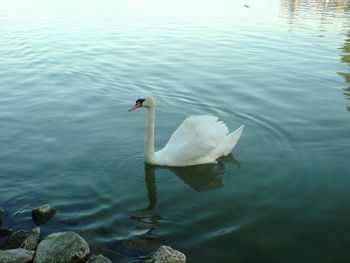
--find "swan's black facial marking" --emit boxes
[136,99,146,105]
[129,98,146,112]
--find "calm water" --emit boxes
[1,0,350,262]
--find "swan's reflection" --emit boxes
[129,155,240,222]
[140,154,240,211]
[127,155,240,253]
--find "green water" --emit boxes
[0,0,350,262]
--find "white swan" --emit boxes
[129,96,244,167]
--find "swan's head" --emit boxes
[129,96,155,111]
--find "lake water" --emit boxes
[0,0,350,262]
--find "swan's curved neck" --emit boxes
[144,105,155,163]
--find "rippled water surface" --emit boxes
[1,0,350,262]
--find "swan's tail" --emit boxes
[223,125,244,156]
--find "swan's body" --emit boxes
[130,97,244,167]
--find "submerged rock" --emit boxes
[34,231,89,263]
[120,235,160,258]
[0,208,3,227]
[147,246,186,263]
[21,227,40,250]
[86,254,112,263]
[0,248,34,263]
[32,204,56,224]
[2,230,29,249]
[0,228,11,237]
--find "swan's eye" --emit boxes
[136,99,145,105]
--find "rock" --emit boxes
[0,248,34,263]
[86,254,112,263]
[21,227,40,250]
[34,231,89,263]
[32,204,56,224]
[2,230,29,249]
[147,246,186,263]
[0,208,3,227]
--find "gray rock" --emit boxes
[0,208,3,227]
[34,231,89,263]
[21,227,40,250]
[32,204,56,224]
[86,254,112,263]
[0,248,34,263]
[147,246,186,263]
[2,230,29,249]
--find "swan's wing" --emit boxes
[158,115,229,165]
[165,115,222,146]
[185,118,228,160]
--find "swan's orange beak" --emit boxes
[129,102,142,112]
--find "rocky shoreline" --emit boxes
[0,205,186,263]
